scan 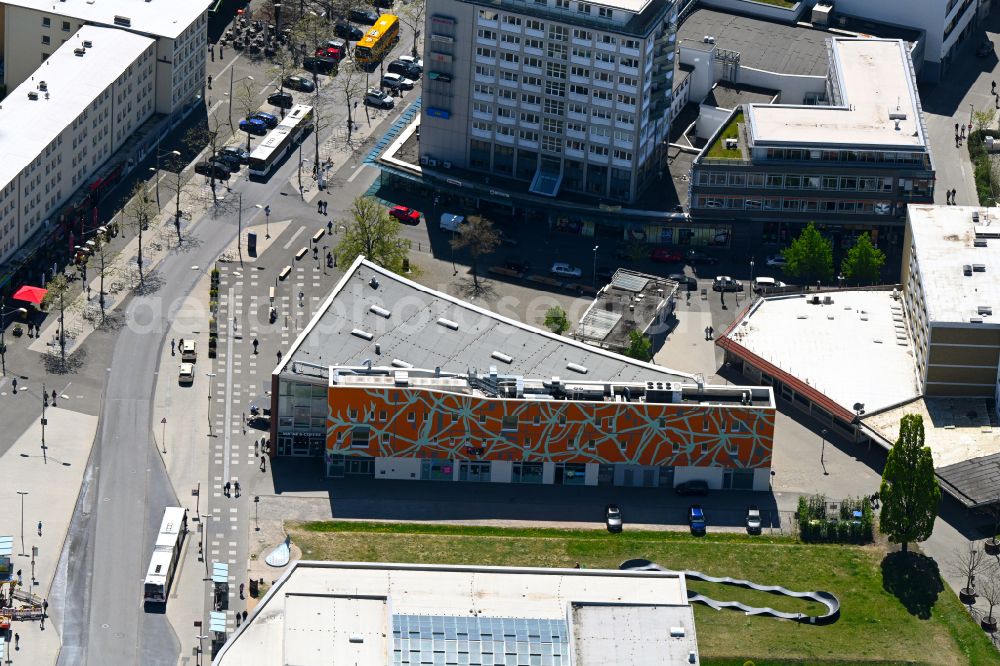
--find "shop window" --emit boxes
[351,426,370,448]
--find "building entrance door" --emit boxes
[459,461,491,482]
[345,457,375,477]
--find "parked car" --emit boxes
[504,258,530,273]
[688,505,707,535]
[668,273,698,291]
[267,91,294,109]
[397,54,424,72]
[766,253,787,267]
[753,276,786,293]
[712,276,743,292]
[211,154,241,171]
[251,111,279,129]
[194,161,232,179]
[219,146,250,164]
[371,0,393,9]
[746,505,762,534]
[181,339,197,361]
[283,75,315,92]
[550,262,583,278]
[686,250,719,264]
[178,362,195,386]
[303,56,338,75]
[349,7,379,24]
[674,479,709,496]
[381,73,415,91]
[238,117,268,136]
[364,88,394,109]
[650,247,683,263]
[387,59,421,79]
[605,504,623,533]
[335,21,364,41]
[389,205,421,224]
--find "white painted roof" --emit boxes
[905,205,1000,325]
[725,291,920,416]
[747,38,926,149]
[0,26,154,193]
[3,0,209,39]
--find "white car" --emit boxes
[178,362,195,385]
[397,54,424,72]
[766,254,787,267]
[550,262,583,278]
[364,88,394,109]
[381,73,415,90]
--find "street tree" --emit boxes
[86,230,118,325]
[953,541,991,602]
[268,48,298,110]
[161,153,189,241]
[782,222,833,284]
[41,274,71,367]
[449,215,500,293]
[235,79,260,151]
[973,108,997,135]
[335,196,409,272]
[544,306,569,335]
[334,61,366,143]
[398,0,426,57]
[840,232,886,285]
[623,329,652,361]
[978,563,1000,631]
[878,414,941,553]
[123,181,157,287]
[184,115,226,203]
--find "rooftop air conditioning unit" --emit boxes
[419,156,429,166]
[74,47,86,56]
[82,40,93,48]
[27,91,38,100]
[427,159,439,167]
[442,161,452,169]
[724,138,738,149]
[702,35,715,44]
[38,81,47,91]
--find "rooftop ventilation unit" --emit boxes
[970,316,984,324]
[113,15,131,27]
[566,362,588,374]
[391,359,412,368]
[82,40,92,48]
[978,306,993,316]
[702,35,715,44]
[975,239,988,248]
[973,264,986,272]
[369,305,391,318]
[973,211,980,223]
[73,47,86,56]
[369,276,380,289]
[27,91,38,100]
[963,264,973,276]
[351,328,374,340]
[37,81,47,91]
[437,317,459,330]
[491,351,513,364]
[670,627,686,638]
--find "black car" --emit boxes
[388,59,421,79]
[349,8,379,24]
[211,154,241,171]
[194,161,231,180]
[335,21,364,40]
[303,57,338,75]
[669,273,698,290]
[686,250,719,264]
[283,75,316,92]
[503,258,530,273]
[674,479,709,496]
[371,0,393,8]
[267,91,294,109]
[219,146,250,164]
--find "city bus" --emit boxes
[247,104,315,178]
[354,14,399,65]
[143,507,188,606]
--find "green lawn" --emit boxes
[705,111,745,160]
[287,521,996,666]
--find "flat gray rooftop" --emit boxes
[280,258,693,384]
[705,82,779,110]
[677,8,830,76]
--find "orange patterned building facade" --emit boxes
[325,367,776,490]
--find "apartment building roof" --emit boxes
[277,257,696,387]
[0,26,154,193]
[905,205,1000,326]
[3,0,209,39]
[746,38,926,149]
[212,561,699,666]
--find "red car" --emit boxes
[650,247,683,263]
[314,46,344,61]
[389,206,421,224]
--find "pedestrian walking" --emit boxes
[236,613,242,628]
[276,350,282,362]
[233,316,238,332]
[323,200,329,214]
[961,125,966,139]
[260,455,267,472]
[43,598,48,614]
[242,610,248,622]
[704,326,710,340]
[210,44,215,61]
[994,80,997,94]
[87,285,92,300]
[951,188,957,204]
[234,481,241,497]
[240,582,245,598]
[37,521,42,537]
[220,45,224,58]
[12,378,17,393]
[317,200,323,214]
[52,389,57,406]
[708,325,714,340]
[224,481,231,496]
[255,439,259,456]
[171,338,176,356]
[327,220,333,234]
[955,122,960,133]
[14,633,19,649]
[252,337,259,354]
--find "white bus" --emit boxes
[248,104,314,178]
[143,507,188,605]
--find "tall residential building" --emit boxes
[1,0,209,115]
[688,37,934,248]
[0,26,156,264]
[418,0,678,203]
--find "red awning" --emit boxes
[12,285,47,305]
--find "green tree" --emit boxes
[973,107,997,135]
[42,274,71,367]
[450,215,500,294]
[544,306,569,335]
[782,222,833,284]
[335,196,409,272]
[623,330,652,361]
[841,232,886,284]
[879,414,941,553]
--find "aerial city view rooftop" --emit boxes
[1,0,1000,663]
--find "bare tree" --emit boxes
[449,215,500,294]
[398,0,426,57]
[41,274,71,366]
[86,230,118,324]
[161,154,189,241]
[184,114,226,204]
[334,61,366,143]
[123,181,157,286]
[235,79,260,152]
[268,48,299,116]
[954,541,992,602]
[979,562,1000,631]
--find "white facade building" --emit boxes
[1,0,210,114]
[419,0,678,202]
[0,26,155,263]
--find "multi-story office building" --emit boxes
[0,26,156,264]
[1,0,209,115]
[689,37,935,248]
[419,0,678,202]
[902,205,1000,409]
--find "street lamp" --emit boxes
[820,427,829,475]
[1,301,28,376]
[151,149,182,208]
[16,491,28,556]
[237,192,244,267]
[196,634,210,666]
[592,245,599,289]
[254,204,271,239]
[749,258,755,284]
[206,372,217,436]
[254,495,260,531]
[228,73,255,127]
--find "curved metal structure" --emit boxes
[620,558,840,625]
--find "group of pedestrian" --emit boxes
[704,325,715,340]
[869,492,880,509]
[955,122,969,148]
[945,188,959,205]
[316,199,329,215]
[223,480,241,498]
